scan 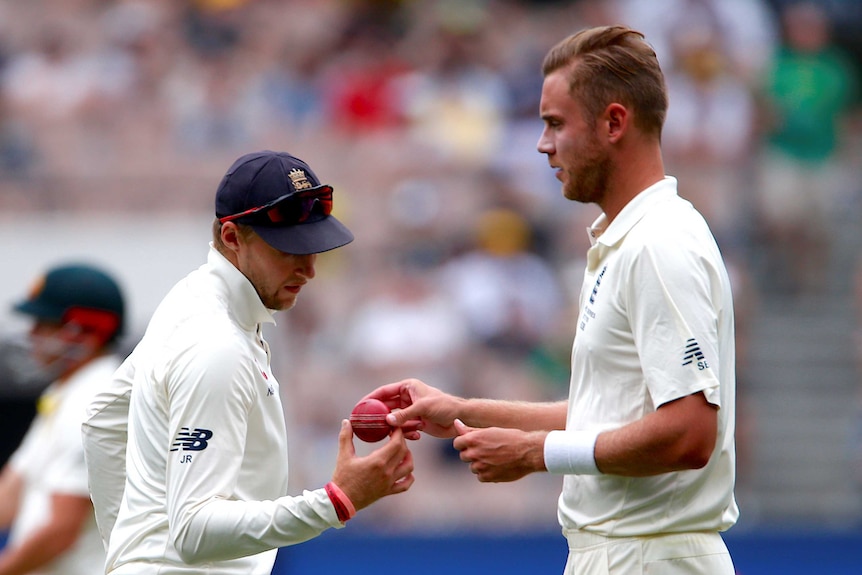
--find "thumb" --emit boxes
[338,419,356,457]
[453,418,473,435]
[386,406,418,427]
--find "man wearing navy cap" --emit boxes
[0,263,125,574]
[82,151,414,575]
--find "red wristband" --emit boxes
[325,482,356,523]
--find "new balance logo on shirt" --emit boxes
[171,427,213,451]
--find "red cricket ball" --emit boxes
[349,398,392,443]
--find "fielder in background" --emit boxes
[0,263,126,574]
[369,25,738,575]
[82,151,414,574]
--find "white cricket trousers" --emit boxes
[562,529,735,574]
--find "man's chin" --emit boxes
[262,295,298,312]
[278,297,299,311]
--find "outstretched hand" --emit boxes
[331,420,414,512]
[363,378,463,439]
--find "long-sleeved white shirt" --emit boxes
[82,246,342,575]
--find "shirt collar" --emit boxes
[207,244,276,330]
[586,176,678,247]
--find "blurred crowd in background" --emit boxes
[0,0,861,533]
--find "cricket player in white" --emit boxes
[549,175,738,572]
[82,151,414,574]
[2,264,126,575]
[367,26,738,574]
[3,356,116,575]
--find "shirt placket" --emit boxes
[255,324,271,366]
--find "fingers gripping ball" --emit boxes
[350,399,392,443]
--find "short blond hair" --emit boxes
[542,25,667,138]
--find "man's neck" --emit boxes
[600,144,665,224]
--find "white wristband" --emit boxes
[544,429,601,475]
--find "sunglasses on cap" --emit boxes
[218,188,333,226]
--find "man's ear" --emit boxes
[603,102,628,144]
[220,221,243,256]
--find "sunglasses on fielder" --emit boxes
[218,187,334,226]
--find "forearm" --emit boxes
[0,504,16,531]
[0,523,79,575]
[0,467,22,530]
[458,398,567,431]
[172,488,342,564]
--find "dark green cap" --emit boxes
[13,264,125,340]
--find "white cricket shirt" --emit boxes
[9,355,117,574]
[558,177,739,536]
[82,246,342,575]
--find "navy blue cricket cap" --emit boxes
[13,264,125,340]
[215,151,354,255]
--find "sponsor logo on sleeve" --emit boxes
[682,338,710,370]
